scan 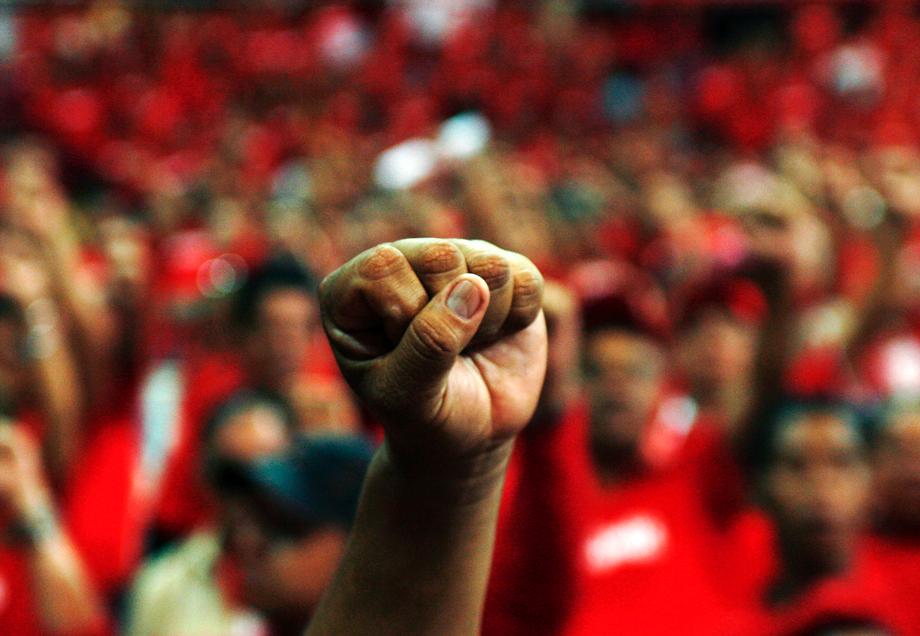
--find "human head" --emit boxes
[214,435,372,622]
[573,262,671,469]
[760,400,873,578]
[583,327,667,464]
[676,276,763,408]
[202,389,296,470]
[873,400,920,534]
[233,253,318,391]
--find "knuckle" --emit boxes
[409,314,458,360]
[468,252,510,290]
[358,243,405,280]
[513,269,544,305]
[417,241,464,275]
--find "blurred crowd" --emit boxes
[2,1,920,634]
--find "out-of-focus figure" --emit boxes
[127,389,371,636]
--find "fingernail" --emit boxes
[447,279,481,319]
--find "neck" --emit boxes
[696,381,750,429]
[590,440,645,486]
[770,539,852,606]
[876,512,920,542]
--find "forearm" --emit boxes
[25,299,83,487]
[24,511,108,635]
[42,231,115,405]
[307,441,511,636]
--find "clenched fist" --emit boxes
[319,239,547,469]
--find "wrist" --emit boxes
[380,438,513,507]
[6,502,58,548]
[23,298,61,360]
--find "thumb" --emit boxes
[382,273,490,413]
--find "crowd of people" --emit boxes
[2,0,920,634]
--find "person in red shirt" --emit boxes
[485,262,743,635]
[129,388,370,636]
[723,400,909,635]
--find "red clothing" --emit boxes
[0,545,111,636]
[0,550,40,636]
[156,336,345,535]
[867,534,920,634]
[485,399,746,636]
[155,351,245,535]
[721,511,913,635]
[64,416,144,596]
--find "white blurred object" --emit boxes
[437,112,491,161]
[822,42,884,99]
[881,337,920,397]
[316,9,369,71]
[392,0,493,46]
[374,113,492,190]
[373,139,439,190]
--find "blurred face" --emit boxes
[765,411,870,574]
[246,288,317,390]
[874,411,920,533]
[231,517,347,619]
[678,311,758,398]
[213,404,291,462]
[584,329,666,457]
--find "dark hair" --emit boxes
[749,396,876,475]
[231,252,317,331]
[201,388,296,454]
[201,388,297,493]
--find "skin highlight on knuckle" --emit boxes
[468,252,510,290]
[418,241,464,275]
[513,270,543,306]
[358,243,405,280]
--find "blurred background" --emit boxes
[1,1,920,635]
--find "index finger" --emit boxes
[320,243,428,360]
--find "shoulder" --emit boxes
[131,532,220,603]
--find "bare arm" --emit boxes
[308,239,547,635]
[1,245,84,488]
[308,444,512,636]
[31,210,116,410]
[0,426,107,635]
[844,216,907,361]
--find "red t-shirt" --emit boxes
[867,534,920,634]
[0,547,113,636]
[0,542,112,636]
[0,549,41,636]
[63,415,144,596]
[484,398,747,636]
[720,511,913,635]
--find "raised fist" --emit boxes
[319,239,547,467]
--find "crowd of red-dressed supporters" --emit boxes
[2,1,920,634]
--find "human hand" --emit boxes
[319,239,547,473]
